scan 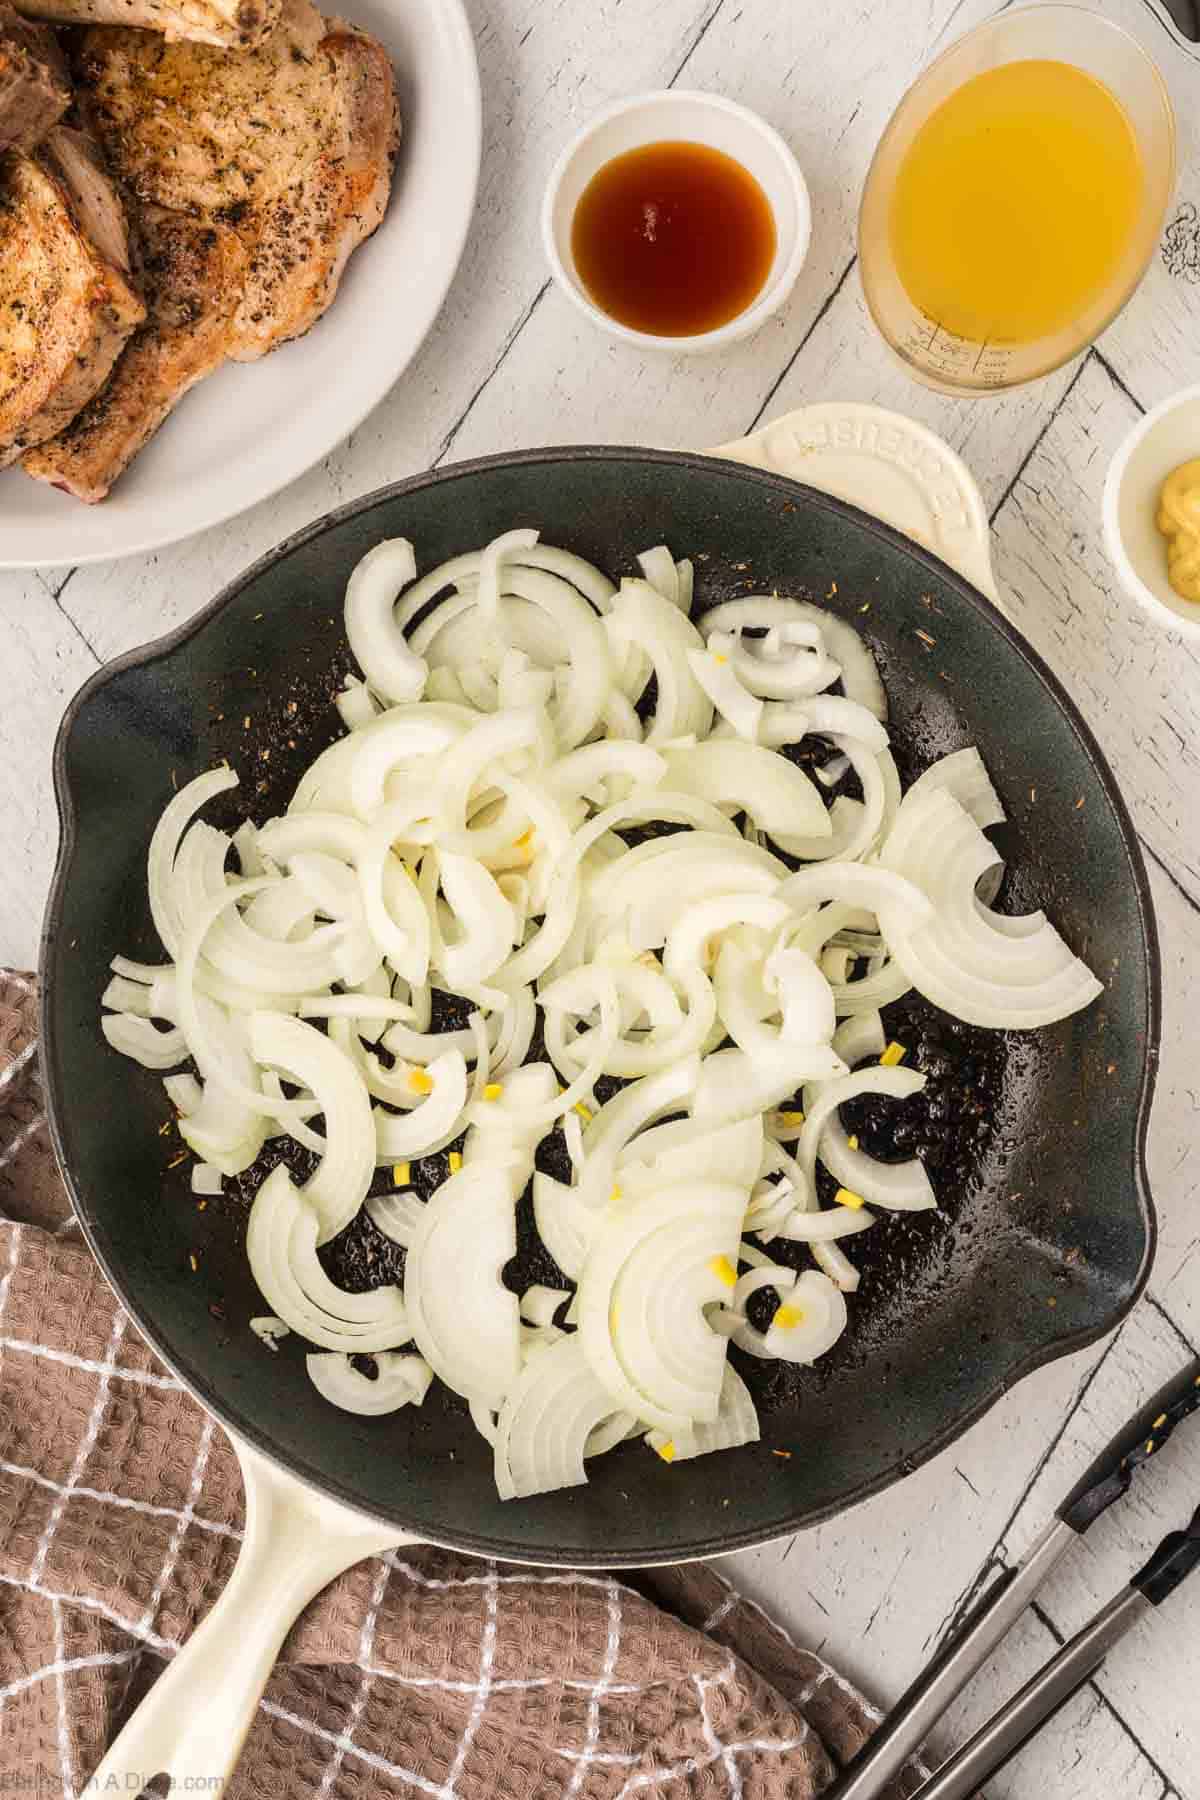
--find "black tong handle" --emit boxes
[1058,1359,1200,1534]
[1134,1499,1200,1606]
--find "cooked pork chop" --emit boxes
[22,0,397,499]
[13,0,280,52]
[0,2,68,153]
[24,209,246,499]
[0,126,143,466]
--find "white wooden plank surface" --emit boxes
[1,0,1199,1792]
[939,1609,1168,1800]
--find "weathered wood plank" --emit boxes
[938,1608,1168,1800]
[0,577,99,966]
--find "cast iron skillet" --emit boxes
[41,448,1160,1568]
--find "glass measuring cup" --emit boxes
[858,4,1176,396]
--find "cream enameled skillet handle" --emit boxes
[710,402,1005,614]
[87,1432,416,1792]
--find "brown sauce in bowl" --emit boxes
[570,140,777,337]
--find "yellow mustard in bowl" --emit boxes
[1157,459,1200,603]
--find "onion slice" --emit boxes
[494,1334,630,1500]
[403,1165,521,1409]
[249,1010,375,1242]
[577,1182,746,1430]
[306,1351,433,1415]
[247,1167,411,1351]
[645,1365,759,1462]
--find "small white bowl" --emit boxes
[1104,383,1200,641]
[542,90,811,354]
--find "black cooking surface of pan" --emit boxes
[41,449,1159,1567]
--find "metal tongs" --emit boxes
[829,1358,1200,1800]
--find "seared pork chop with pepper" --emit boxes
[12,0,281,52]
[24,209,247,500]
[0,125,144,466]
[0,2,69,152]
[23,0,399,500]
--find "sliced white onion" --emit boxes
[345,538,428,705]
[796,1065,927,1210]
[775,1201,877,1242]
[463,1062,557,1196]
[348,713,465,820]
[242,878,317,945]
[101,1013,187,1069]
[102,975,153,1017]
[577,1182,746,1430]
[250,1315,289,1350]
[403,1165,521,1408]
[812,1240,862,1293]
[778,861,933,925]
[374,1049,469,1161]
[694,1044,845,1125]
[606,580,713,742]
[730,1256,848,1363]
[335,676,382,733]
[573,1056,701,1212]
[249,1010,375,1242]
[478,528,540,621]
[176,997,269,1175]
[367,1189,426,1246]
[763,695,889,754]
[494,1333,629,1500]
[700,598,887,719]
[807,1105,934,1213]
[772,736,887,864]
[686,647,764,742]
[879,788,1103,1027]
[661,740,831,840]
[661,892,791,984]
[234,821,267,876]
[765,1272,849,1360]
[531,1171,595,1281]
[164,1071,203,1116]
[437,852,516,989]
[519,1284,570,1327]
[148,768,239,959]
[619,1114,763,1196]
[613,838,788,953]
[832,1010,887,1066]
[306,1350,433,1415]
[247,1166,411,1352]
[906,745,1005,830]
[706,624,840,702]
[645,1365,759,1462]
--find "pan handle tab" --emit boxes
[710,403,1003,612]
[84,1430,417,1793]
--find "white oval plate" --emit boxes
[0,0,480,569]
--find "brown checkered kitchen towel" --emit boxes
[0,971,920,1800]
